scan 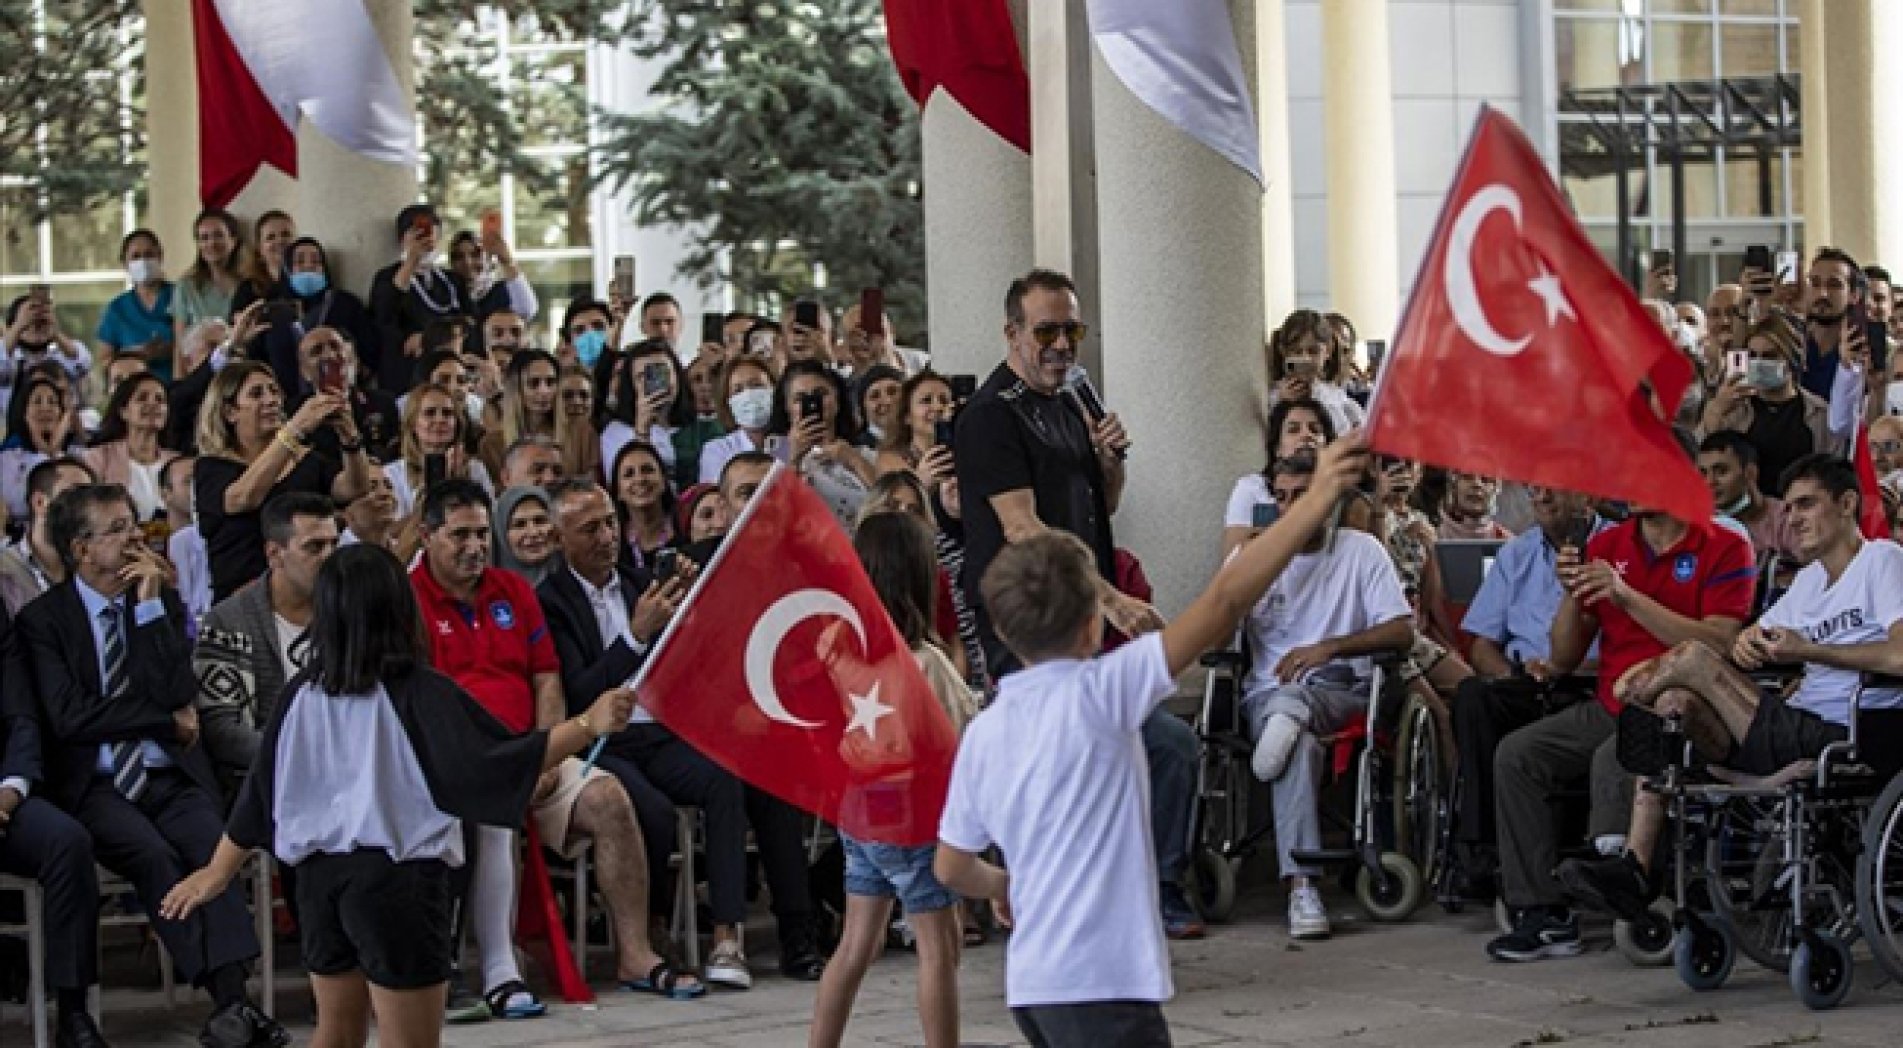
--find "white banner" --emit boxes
[1086,0,1262,185]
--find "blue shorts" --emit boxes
[841,834,955,913]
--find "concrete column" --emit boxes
[141,0,201,257]
[1092,3,1264,617]
[1028,0,1102,378]
[920,91,1032,380]
[1321,0,1400,336]
[293,0,419,294]
[1256,0,1296,325]
[1800,0,1831,252]
[1822,0,1903,267]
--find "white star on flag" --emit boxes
[845,682,895,740]
[1526,264,1576,328]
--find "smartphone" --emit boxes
[1251,503,1279,529]
[1285,357,1320,379]
[1651,248,1674,272]
[410,213,433,236]
[1726,349,1749,380]
[1871,319,1891,373]
[798,389,824,421]
[859,288,885,335]
[653,548,680,584]
[611,255,636,302]
[1742,244,1772,274]
[641,360,670,398]
[747,329,776,356]
[933,419,955,446]
[1776,249,1801,284]
[700,313,724,346]
[1364,339,1387,372]
[479,209,502,241]
[794,300,821,330]
[317,357,346,395]
[424,453,447,492]
[948,374,978,402]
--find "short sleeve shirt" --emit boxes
[96,285,175,355]
[1759,539,1903,724]
[195,451,342,603]
[410,563,557,734]
[1583,519,1756,713]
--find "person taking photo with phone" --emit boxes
[1700,316,1835,497]
[769,360,876,530]
[1266,309,1365,435]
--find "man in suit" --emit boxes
[537,478,827,989]
[19,484,284,1048]
[1,600,112,1048]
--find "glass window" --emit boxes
[1557,17,1636,92]
[1724,150,1782,218]
[1564,167,1622,220]
[517,255,594,345]
[1721,0,1781,16]
[49,195,129,274]
[514,154,592,252]
[1649,21,1716,83]
[1556,0,1625,11]
[0,187,42,278]
[1719,23,1781,78]
[1653,0,1714,14]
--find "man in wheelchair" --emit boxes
[1558,453,1903,920]
[1243,453,1414,940]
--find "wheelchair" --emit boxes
[1186,639,1446,924]
[1647,671,1903,1010]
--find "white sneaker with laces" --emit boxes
[1288,885,1332,940]
[1252,713,1303,781]
[704,939,753,990]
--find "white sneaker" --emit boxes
[1593,834,1628,857]
[704,939,753,990]
[1288,885,1332,940]
[1252,713,1302,781]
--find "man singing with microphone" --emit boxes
[951,267,1206,940]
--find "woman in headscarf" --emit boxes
[492,485,556,586]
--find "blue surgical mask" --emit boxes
[574,329,608,368]
[288,271,328,297]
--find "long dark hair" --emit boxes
[768,359,862,443]
[6,368,69,454]
[608,439,678,533]
[616,338,695,429]
[1262,396,1335,474]
[853,511,939,650]
[310,544,425,694]
[91,372,167,447]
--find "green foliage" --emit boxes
[595,0,926,337]
[0,0,143,222]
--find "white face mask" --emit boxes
[127,259,161,284]
[1887,381,1903,416]
[728,386,773,430]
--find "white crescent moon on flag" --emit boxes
[1444,184,1531,357]
[743,589,866,730]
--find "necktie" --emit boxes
[102,604,147,802]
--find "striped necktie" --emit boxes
[101,603,147,802]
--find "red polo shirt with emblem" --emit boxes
[1582,518,1756,714]
[411,561,558,734]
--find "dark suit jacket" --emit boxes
[17,581,215,809]
[0,603,41,788]
[536,558,655,719]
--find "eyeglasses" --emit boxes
[1027,321,1088,349]
[83,518,137,540]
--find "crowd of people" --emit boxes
[1,199,1902,1048]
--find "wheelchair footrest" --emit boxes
[1290,848,1357,866]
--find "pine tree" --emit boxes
[0,1,143,222]
[594,0,926,336]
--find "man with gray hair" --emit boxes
[500,433,565,491]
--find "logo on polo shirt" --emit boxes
[435,619,453,636]
[1673,553,1697,583]
[490,600,516,630]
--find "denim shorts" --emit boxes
[841,834,955,913]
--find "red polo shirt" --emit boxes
[1583,519,1755,714]
[410,562,558,734]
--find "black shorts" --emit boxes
[1734,698,1849,776]
[294,850,453,990]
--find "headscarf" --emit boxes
[491,485,554,586]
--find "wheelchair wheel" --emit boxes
[1189,846,1238,924]
[1392,697,1445,882]
[1705,795,1801,972]
[1674,914,1736,991]
[1613,897,1676,968]
[1855,771,1903,982]
[1355,852,1424,922]
[1790,933,1854,1011]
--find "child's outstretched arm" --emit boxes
[1160,434,1370,678]
[935,846,1011,926]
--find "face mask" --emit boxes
[728,386,774,429]
[573,329,608,368]
[1887,381,1903,416]
[127,259,161,284]
[1747,358,1787,390]
[1719,492,1753,517]
[288,271,328,297]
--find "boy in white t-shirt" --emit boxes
[1559,454,1903,922]
[934,437,1371,1047]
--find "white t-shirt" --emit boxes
[383,458,494,518]
[272,612,305,682]
[1223,473,1272,529]
[1243,529,1411,694]
[697,429,763,485]
[938,632,1175,1008]
[1759,539,1903,725]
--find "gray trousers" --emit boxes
[1494,701,1634,908]
[1241,680,1369,879]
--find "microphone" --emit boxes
[1064,364,1127,461]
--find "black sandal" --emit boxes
[482,979,546,1019]
[623,961,707,1000]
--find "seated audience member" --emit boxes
[254,237,379,376]
[1439,471,1513,540]
[675,482,728,546]
[770,360,875,529]
[193,361,371,602]
[1559,455,1903,918]
[20,484,284,1048]
[698,356,777,485]
[1870,413,1903,487]
[0,370,86,523]
[540,476,828,986]
[1700,430,1800,575]
[338,471,403,555]
[194,494,338,788]
[1266,309,1365,435]
[608,441,676,572]
[157,458,211,627]
[1451,486,1600,883]
[384,381,496,518]
[0,457,94,616]
[556,364,602,480]
[492,485,556,586]
[2,291,94,415]
[1374,456,1436,604]
[82,372,176,522]
[410,480,693,1015]
[1241,452,1414,939]
[1223,397,1335,556]
[478,350,562,482]
[1700,316,1835,497]
[100,353,151,403]
[369,204,464,391]
[498,434,565,492]
[288,327,399,462]
[1487,438,1754,963]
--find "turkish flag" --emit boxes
[1853,425,1891,539]
[883,0,1032,152]
[1367,107,1713,525]
[193,0,297,207]
[634,466,959,846]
